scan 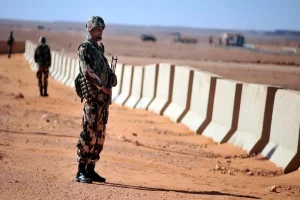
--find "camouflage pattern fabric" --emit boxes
[86,16,105,31]
[76,37,112,164]
[36,66,49,91]
[34,44,51,93]
[77,93,109,164]
[34,44,51,66]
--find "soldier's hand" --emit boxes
[101,87,112,95]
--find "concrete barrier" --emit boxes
[148,63,175,115]
[61,57,72,84]
[28,42,34,66]
[261,90,300,173]
[66,58,77,87]
[56,56,68,82]
[53,54,64,80]
[23,40,300,174]
[135,64,158,110]
[0,40,25,54]
[114,65,133,105]
[49,52,57,76]
[163,66,194,123]
[124,66,144,108]
[24,41,29,60]
[69,59,79,88]
[181,71,219,134]
[49,52,57,75]
[51,53,62,78]
[30,44,38,71]
[228,84,279,154]
[202,79,243,143]
[112,63,124,101]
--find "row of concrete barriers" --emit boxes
[24,40,300,174]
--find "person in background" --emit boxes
[7,31,14,58]
[34,36,51,97]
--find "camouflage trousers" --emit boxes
[36,66,49,90]
[77,92,110,164]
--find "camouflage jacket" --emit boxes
[34,44,51,66]
[78,38,112,92]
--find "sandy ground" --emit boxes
[1,54,300,200]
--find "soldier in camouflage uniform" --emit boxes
[7,31,14,58]
[75,16,117,184]
[34,36,51,97]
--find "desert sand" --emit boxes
[0,54,300,200]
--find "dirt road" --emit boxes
[0,54,300,200]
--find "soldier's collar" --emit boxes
[86,36,100,48]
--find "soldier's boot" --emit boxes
[86,163,106,183]
[75,163,92,184]
[43,87,49,97]
[43,76,49,97]
[39,88,43,97]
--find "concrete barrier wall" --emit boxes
[31,44,38,71]
[57,56,68,82]
[27,41,34,65]
[61,57,72,84]
[148,63,175,115]
[24,41,29,60]
[53,54,63,80]
[69,59,79,88]
[202,79,243,143]
[24,40,300,173]
[0,40,25,54]
[163,66,194,123]
[52,53,61,78]
[229,84,279,154]
[124,66,144,108]
[261,90,300,173]
[114,65,133,105]
[181,71,219,134]
[66,58,77,87]
[49,52,56,75]
[50,52,58,76]
[135,64,158,110]
[112,63,124,101]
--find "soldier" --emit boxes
[34,36,51,97]
[75,16,117,184]
[209,35,213,46]
[7,31,14,58]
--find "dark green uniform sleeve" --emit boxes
[78,43,102,87]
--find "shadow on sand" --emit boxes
[95,182,260,199]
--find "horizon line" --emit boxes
[0,17,300,33]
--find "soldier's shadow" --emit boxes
[95,182,260,199]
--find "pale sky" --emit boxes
[0,0,299,30]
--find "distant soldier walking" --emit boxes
[74,16,117,184]
[7,31,14,58]
[209,35,213,46]
[34,36,51,97]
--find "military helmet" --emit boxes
[86,16,105,31]
[39,36,46,44]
